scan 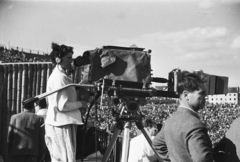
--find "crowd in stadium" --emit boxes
[88,99,240,146]
[0,45,50,63]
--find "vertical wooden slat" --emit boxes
[2,65,8,162]
[7,64,13,113]
[0,65,3,156]
[6,65,12,161]
[21,64,28,112]
[27,64,34,98]
[12,64,18,115]
[32,64,37,96]
[36,64,42,95]
[41,64,47,94]
[17,64,23,113]
[7,64,13,121]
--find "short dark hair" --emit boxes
[144,118,153,128]
[22,102,34,110]
[35,98,47,108]
[177,70,207,95]
[50,42,74,65]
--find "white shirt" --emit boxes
[128,133,158,162]
[36,108,47,120]
[45,65,83,126]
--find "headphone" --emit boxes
[55,57,62,64]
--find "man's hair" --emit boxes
[144,118,153,128]
[22,102,34,110]
[35,98,47,109]
[177,70,207,95]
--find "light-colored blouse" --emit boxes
[45,65,83,126]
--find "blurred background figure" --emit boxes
[128,119,159,162]
[35,98,47,120]
[7,101,45,162]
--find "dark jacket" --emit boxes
[7,110,45,158]
[152,107,213,162]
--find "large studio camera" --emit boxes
[74,45,228,96]
[74,45,152,86]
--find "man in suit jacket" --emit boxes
[152,70,213,162]
[7,101,45,162]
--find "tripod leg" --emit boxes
[136,122,164,162]
[101,121,123,162]
[121,122,131,162]
[81,92,101,162]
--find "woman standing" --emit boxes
[45,43,87,162]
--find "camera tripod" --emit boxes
[101,113,163,162]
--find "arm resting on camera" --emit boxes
[57,85,85,112]
[60,101,83,112]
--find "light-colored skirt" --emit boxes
[45,124,77,162]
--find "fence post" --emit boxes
[27,64,34,98]
[12,64,18,115]
[36,64,42,95]
[21,64,28,112]
[41,64,47,94]
[17,64,23,113]
[0,65,3,157]
[2,65,8,162]
[32,64,37,97]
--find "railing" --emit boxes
[0,62,82,161]
[10,46,48,55]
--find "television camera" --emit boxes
[23,45,228,162]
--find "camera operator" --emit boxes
[45,43,88,162]
[152,70,213,162]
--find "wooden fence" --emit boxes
[0,62,82,161]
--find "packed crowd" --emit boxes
[0,46,50,63]
[87,97,240,146]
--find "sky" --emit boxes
[0,0,240,87]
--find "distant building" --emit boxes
[207,87,239,104]
[155,86,240,105]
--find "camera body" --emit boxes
[74,46,152,87]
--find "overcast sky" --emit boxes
[0,0,240,87]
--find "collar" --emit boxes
[56,64,71,77]
[56,64,66,74]
[179,105,199,117]
[23,109,32,112]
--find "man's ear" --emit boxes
[183,90,189,99]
